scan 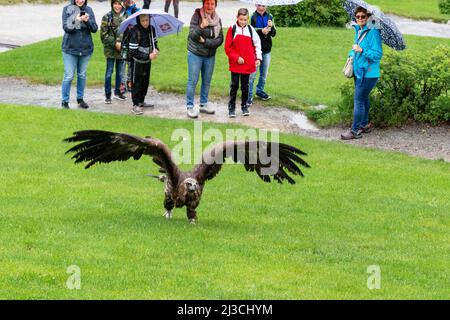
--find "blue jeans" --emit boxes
[105,58,125,97]
[248,52,271,104]
[352,77,379,133]
[61,52,92,102]
[186,51,215,108]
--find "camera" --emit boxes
[80,11,86,16]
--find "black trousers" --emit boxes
[130,59,151,106]
[228,72,250,111]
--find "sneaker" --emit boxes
[77,99,89,109]
[242,106,250,116]
[61,101,70,109]
[114,93,127,101]
[228,110,236,118]
[140,102,154,108]
[187,107,199,119]
[360,123,374,134]
[256,92,271,101]
[341,130,362,140]
[105,97,112,104]
[199,105,215,114]
[132,105,144,115]
[247,101,252,108]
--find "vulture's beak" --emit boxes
[188,184,197,192]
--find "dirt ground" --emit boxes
[1,77,448,162]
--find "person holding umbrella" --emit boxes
[128,13,159,115]
[341,6,382,140]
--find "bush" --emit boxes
[268,0,349,27]
[439,0,450,14]
[337,45,450,126]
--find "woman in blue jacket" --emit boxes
[341,7,383,140]
[61,0,98,109]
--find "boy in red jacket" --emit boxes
[225,8,262,118]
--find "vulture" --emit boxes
[64,130,310,224]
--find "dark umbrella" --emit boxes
[342,0,406,50]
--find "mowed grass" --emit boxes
[370,0,450,22]
[1,28,449,110]
[0,104,449,299]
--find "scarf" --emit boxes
[199,8,221,39]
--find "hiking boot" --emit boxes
[199,105,215,114]
[140,102,154,108]
[228,110,236,118]
[256,91,271,101]
[360,123,374,134]
[187,107,199,119]
[114,93,127,101]
[61,101,70,109]
[242,106,250,116]
[105,97,112,104]
[341,130,362,140]
[77,99,89,109]
[132,105,144,115]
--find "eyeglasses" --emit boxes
[355,15,367,20]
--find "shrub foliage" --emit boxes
[337,45,450,126]
[439,0,450,14]
[268,0,349,27]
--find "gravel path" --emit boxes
[1,77,448,162]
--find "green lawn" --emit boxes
[370,0,450,22]
[1,28,449,111]
[0,104,449,299]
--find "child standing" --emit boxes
[100,0,127,104]
[224,8,262,118]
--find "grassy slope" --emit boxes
[0,105,449,299]
[0,28,449,110]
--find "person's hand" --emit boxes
[352,44,363,53]
[262,27,270,35]
[82,13,89,22]
[199,36,205,43]
[237,57,244,65]
[267,20,273,28]
[149,49,159,60]
[200,18,209,29]
[115,42,121,52]
[256,59,261,67]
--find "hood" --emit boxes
[70,0,88,8]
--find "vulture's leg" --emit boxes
[163,193,174,219]
[186,207,197,224]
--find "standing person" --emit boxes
[248,4,276,106]
[164,0,179,18]
[341,6,382,140]
[128,14,159,115]
[61,0,98,109]
[185,0,224,119]
[122,0,141,93]
[100,0,127,104]
[224,8,262,118]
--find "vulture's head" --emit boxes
[184,178,199,194]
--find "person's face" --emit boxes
[113,1,123,14]
[140,14,150,29]
[355,11,368,27]
[203,0,216,15]
[75,0,85,7]
[256,4,266,14]
[237,14,248,27]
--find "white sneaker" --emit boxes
[199,105,215,114]
[132,105,144,115]
[187,108,199,119]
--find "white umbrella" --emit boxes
[239,0,303,6]
[119,9,183,38]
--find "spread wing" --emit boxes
[192,141,310,184]
[64,130,180,186]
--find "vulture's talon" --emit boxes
[163,211,173,219]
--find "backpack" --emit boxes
[232,24,253,41]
